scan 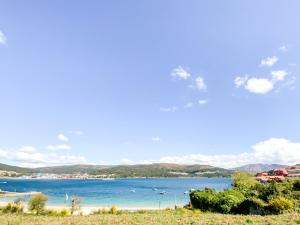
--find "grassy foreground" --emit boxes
[1,210,300,225]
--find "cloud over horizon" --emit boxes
[0,31,6,45]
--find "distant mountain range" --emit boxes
[0,162,292,178]
[233,163,287,174]
[0,163,232,178]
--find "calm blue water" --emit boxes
[0,178,231,208]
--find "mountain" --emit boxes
[91,163,233,178]
[34,164,111,174]
[0,163,233,178]
[0,163,33,173]
[233,164,287,174]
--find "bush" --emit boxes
[214,190,245,214]
[28,193,48,215]
[2,202,24,214]
[268,196,294,214]
[190,188,217,211]
[232,172,258,193]
[45,208,70,216]
[234,198,267,215]
[110,206,117,214]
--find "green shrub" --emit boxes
[234,198,267,215]
[2,202,24,214]
[59,208,70,216]
[232,172,258,194]
[215,190,245,213]
[190,188,217,211]
[28,193,48,215]
[110,206,117,214]
[268,196,294,214]
[293,179,300,191]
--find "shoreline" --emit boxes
[0,176,230,180]
[0,202,170,215]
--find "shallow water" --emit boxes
[0,178,231,208]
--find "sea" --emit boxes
[0,178,231,208]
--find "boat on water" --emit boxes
[130,189,136,193]
[159,191,166,195]
[184,191,189,195]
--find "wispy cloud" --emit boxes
[69,130,84,135]
[119,158,134,165]
[278,45,288,52]
[171,66,191,80]
[151,137,161,142]
[271,70,288,81]
[195,77,207,91]
[198,100,208,105]
[58,133,69,142]
[159,106,177,112]
[260,56,278,67]
[0,146,85,168]
[46,144,71,151]
[184,102,193,108]
[0,31,6,45]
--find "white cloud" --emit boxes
[235,70,290,94]
[278,45,288,52]
[128,138,300,168]
[234,75,249,88]
[159,106,177,112]
[0,31,6,45]
[58,133,69,142]
[69,130,84,135]
[46,144,71,151]
[184,102,193,108]
[198,100,208,105]
[19,146,37,153]
[260,56,278,67]
[245,78,274,94]
[119,158,134,165]
[171,66,191,80]
[151,137,161,142]
[271,70,288,81]
[195,77,207,91]
[0,146,85,168]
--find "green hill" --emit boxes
[0,163,233,178]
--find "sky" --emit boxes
[0,0,300,168]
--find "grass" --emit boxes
[0,210,300,225]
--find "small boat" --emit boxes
[189,188,195,192]
[152,188,158,191]
[184,191,189,195]
[159,191,166,195]
[130,189,136,193]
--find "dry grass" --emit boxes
[1,210,300,225]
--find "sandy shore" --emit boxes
[0,202,162,215]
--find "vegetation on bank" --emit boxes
[190,172,300,215]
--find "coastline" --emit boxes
[0,202,165,215]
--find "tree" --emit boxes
[70,196,81,215]
[232,172,258,193]
[28,194,48,215]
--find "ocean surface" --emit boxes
[0,178,231,208]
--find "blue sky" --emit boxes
[0,1,300,168]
